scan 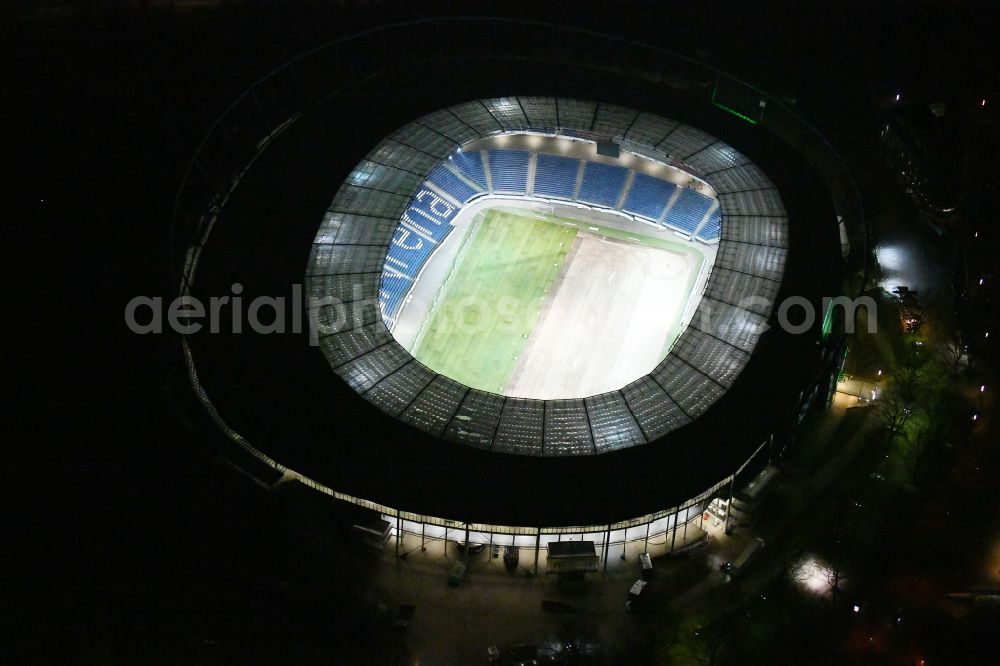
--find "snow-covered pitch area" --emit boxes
[393,200,709,400]
[507,231,699,399]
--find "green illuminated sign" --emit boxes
[711,102,759,125]
[821,299,835,341]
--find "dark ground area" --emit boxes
[5,1,1000,663]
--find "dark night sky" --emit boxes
[4,0,999,660]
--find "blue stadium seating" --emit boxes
[379,268,414,322]
[426,164,481,204]
[532,154,580,199]
[488,150,530,194]
[664,188,714,235]
[384,223,439,279]
[623,173,677,221]
[378,146,724,326]
[378,186,457,323]
[578,162,628,208]
[449,150,487,188]
[402,187,458,243]
[696,207,722,242]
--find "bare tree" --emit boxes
[930,333,966,372]
[875,385,915,443]
[893,343,928,405]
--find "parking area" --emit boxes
[360,525,740,664]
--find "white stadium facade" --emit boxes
[175,20,866,568]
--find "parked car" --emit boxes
[625,579,647,611]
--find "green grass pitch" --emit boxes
[411,206,704,394]
[412,209,576,393]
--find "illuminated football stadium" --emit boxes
[308,102,785,454]
[175,20,863,566]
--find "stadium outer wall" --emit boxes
[173,19,864,556]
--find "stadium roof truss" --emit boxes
[305,97,788,456]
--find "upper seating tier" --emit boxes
[380,144,724,326]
